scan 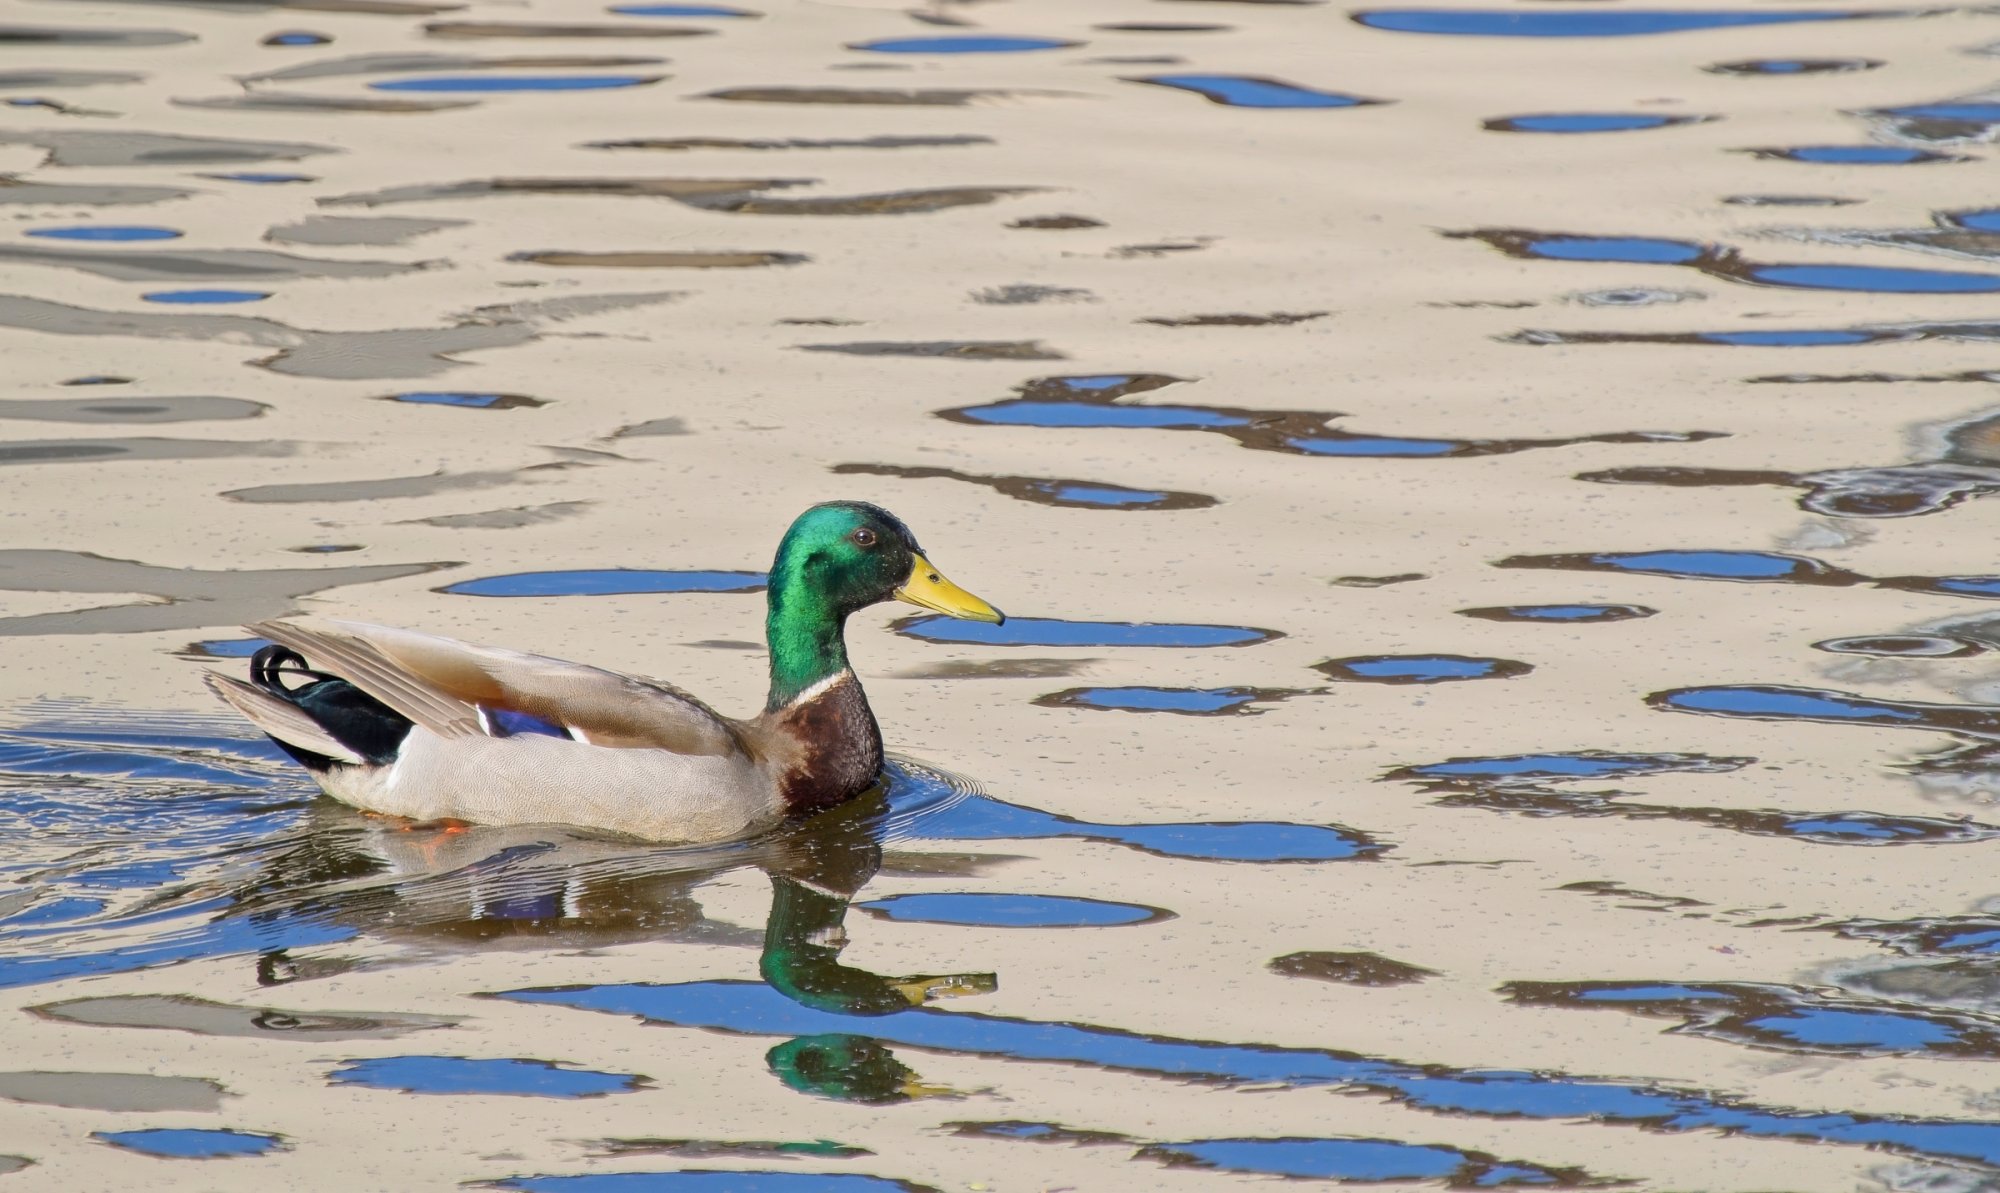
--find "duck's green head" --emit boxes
[771,501,1003,625]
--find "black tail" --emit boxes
[249,645,413,768]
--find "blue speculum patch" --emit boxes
[141,290,270,304]
[94,1129,285,1159]
[26,226,182,241]
[894,615,1279,648]
[856,893,1169,927]
[371,75,660,92]
[1129,74,1380,109]
[439,569,768,597]
[327,1056,648,1097]
[851,36,1077,53]
[1353,9,1893,37]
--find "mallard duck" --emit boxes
[205,502,1002,843]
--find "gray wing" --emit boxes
[248,618,744,755]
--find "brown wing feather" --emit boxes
[263,618,743,755]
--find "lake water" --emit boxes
[5,0,2000,1188]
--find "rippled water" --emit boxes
[8,0,2000,1188]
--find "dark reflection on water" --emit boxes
[327,1055,649,1097]
[1722,194,1860,207]
[1578,406,2000,519]
[1033,685,1310,715]
[1504,979,2000,1060]
[589,1138,871,1159]
[940,373,1716,459]
[851,36,1077,54]
[1813,634,1980,658]
[488,1173,933,1191]
[1652,682,2000,808]
[0,24,194,47]
[1313,655,1531,684]
[856,892,1171,928]
[1352,9,1906,37]
[1138,1136,1596,1185]
[894,614,1283,649]
[589,135,986,152]
[438,569,767,597]
[1705,57,1880,75]
[700,86,1056,106]
[830,462,1216,511]
[1126,74,1383,109]
[1485,113,1708,134]
[1498,549,1868,585]
[1496,552,2000,600]
[1745,145,1963,165]
[1511,318,2000,348]
[1860,94,2000,146]
[1386,750,1998,844]
[1766,206,2000,267]
[1830,914,2000,960]
[946,1120,1131,1146]
[1270,950,1436,986]
[948,1118,1600,1185]
[31,992,454,1039]
[803,339,1062,360]
[1455,227,2000,294]
[95,1128,286,1159]
[1458,603,1655,623]
[494,974,2000,1169]
[1649,684,2000,737]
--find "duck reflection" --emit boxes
[233,779,993,1101]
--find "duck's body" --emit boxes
[205,503,1001,843]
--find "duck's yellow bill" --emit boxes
[895,554,1004,624]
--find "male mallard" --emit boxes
[205,502,1002,843]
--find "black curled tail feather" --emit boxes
[251,645,316,695]
[248,644,413,767]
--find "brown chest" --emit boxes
[771,675,884,814]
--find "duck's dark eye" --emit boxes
[852,528,878,548]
